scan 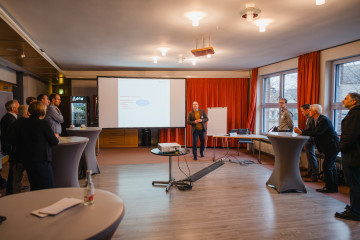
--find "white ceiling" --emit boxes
[1,0,360,72]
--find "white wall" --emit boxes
[23,74,48,104]
[0,65,16,84]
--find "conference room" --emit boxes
[1,1,360,239]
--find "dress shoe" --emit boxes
[316,187,335,193]
[200,153,204,158]
[193,156,197,160]
[335,209,360,221]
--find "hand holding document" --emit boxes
[32,198,83,218]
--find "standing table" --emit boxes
[67,127,102,177]
[265,132,310,193]
[52,136,89,187]
[151,148,189,192]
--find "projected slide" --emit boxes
[118,79,170,127]
[98,77,186,128]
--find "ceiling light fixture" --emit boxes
[177,54,185,63]
[240,3,261,22]
[254,19,272,32]
[158,47,170,56]
[152,57,159,64]
[316,0,325,5]
[191,59,197,65]
[185,11,206,27]
[206,54,212,59]
[20,51,26,58]
[191,35,215,57]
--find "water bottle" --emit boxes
[84,170,94,205]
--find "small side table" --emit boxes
[151,148,189,192]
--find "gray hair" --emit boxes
[348,92,360,105]
[18,105,29,118]
[5,100,18,112]
[311,104,322,114]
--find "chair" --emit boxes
[237,128,254,155]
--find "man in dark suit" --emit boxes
[335,92,360,221]
[295,104,339,193]
[299,104,318,182]
[0,100,19,193]
[187,101,208,160]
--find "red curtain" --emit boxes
[246,68,258,132]
[159,78,249,147]
[297,51,320,129]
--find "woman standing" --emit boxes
[18,101,59,191]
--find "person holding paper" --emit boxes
[187,101,208,160]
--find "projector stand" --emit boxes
[152,155,175,192]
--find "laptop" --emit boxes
[225,129,238,136]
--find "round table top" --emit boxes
[0,188,125,240]
[266,132,310,140]
[66,127,102,131]
[58,136,89,145]
[151,148,190,156]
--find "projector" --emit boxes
[158,143,181,153]
[191,46,215,57]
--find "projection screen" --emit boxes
[98,77,186,128]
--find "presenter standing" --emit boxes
[187,101,208,160]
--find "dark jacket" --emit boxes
[16,116,59,164]
[302,114,339,157]
[305,116,315,144]
[7,117,27,163]
[339,105,360,167]
[0,112,17,155]
[187,109,208,134]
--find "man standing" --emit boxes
[187,101,208,160]
[45,93,64,137]
[37,94,50,106]
[0,100,19,194]
[294,104,339,193]
[335,92,360,221]
[300,104,318,182]
[278,98,294,132]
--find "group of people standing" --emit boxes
[188,93,360,221]
[289,92,360,221]
[0,93,64,195]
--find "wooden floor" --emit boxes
[86,149,360,240]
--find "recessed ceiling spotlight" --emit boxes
[185,11,206,27]
[254,19,272,32]
[158,47,170,56]
[190,58,197,65]
[206,54,212,59]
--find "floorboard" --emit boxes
[87,152,360,240]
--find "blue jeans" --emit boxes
[342,153,360,216]
[305,142,318,177]
[192,129,205,157]
[323,153,338,190]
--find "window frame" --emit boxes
[331,55,360,133]
[261,69,298,133]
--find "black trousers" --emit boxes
[192,129,205,157]
[25,161,54,191]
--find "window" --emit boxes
[262,70,298,133]
[331,56,360,134]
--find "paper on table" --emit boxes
[32,198,83,217]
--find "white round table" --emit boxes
[0,188,125,240]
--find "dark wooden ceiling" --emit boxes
[0,18,61,83]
